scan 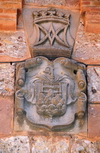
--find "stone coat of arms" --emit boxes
[15,57,87,131]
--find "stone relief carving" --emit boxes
[15,56,87,131]
[23,8,80,59]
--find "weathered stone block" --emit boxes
[0,136,30,153]
[0,96,13,135]
[23,7,80,59]
[87,66,100,103]
[14,56,87,134]
[0,31,31,62]
[72,18,100,64]
[88,104,100,137]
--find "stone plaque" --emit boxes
[15,56,87,132]
[23,8,80,59]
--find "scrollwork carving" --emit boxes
[15,56,87,131]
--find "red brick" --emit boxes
[81,0,100,12]
[91,2,100,6]
[0,13,16,19]
[85,12,100,34]
[65,0,79,5]
[3,21,16,31]
[82,6,100,12]
[85,22,100,34]
[0,2,22,9]
[0,96,14,135]
[0,0,21,2]
[0,10,17,31]
[0,0,14,1]
[85,11,100,19]
[0,19,16,31]
[86,15,100,20]
[3,8,17,14]
[88,104,100,138]
[0,8,3,13]
[82,2,90,5]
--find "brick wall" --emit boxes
[0,0,100,152]
[0,0,100,33]
[0,0,22,31]
[80,0,100,33]
[81,0,100,12]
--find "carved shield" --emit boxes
[15,57,87,130]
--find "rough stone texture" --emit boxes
[87,66,100,103]
[72,18,100,64]
[0,135,100,152]
[31,136,69,153]
[25,0,66,5]
[0,136,30,153]
[0,63,15,95]
[88,104,100,138]
[0,31,31,62]
[0,96,13,135]
[0,63,15,96]
[71,137,100,153]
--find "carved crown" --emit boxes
[32,8,70,24]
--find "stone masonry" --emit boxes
[0,0,100,152]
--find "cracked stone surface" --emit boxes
[72,18,100,64]
[0,63,15,96]
[0,31,30,62]
[87,66,100,103]
[0,136,30,153]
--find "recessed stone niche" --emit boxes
[14,56,87,133]
[23,8,80,60]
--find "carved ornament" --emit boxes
[15,57,87,131]
[23,8,80,59]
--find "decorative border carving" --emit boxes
[15,57,87,131]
